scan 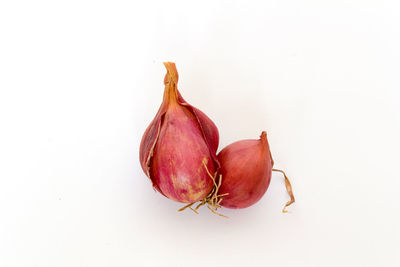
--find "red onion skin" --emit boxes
[139,62,219,203]
[218,132,272,209]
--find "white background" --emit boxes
[1,1,399,266]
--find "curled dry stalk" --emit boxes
[272,168,295,213]
[269,149,295,213]
[178,162,228,218]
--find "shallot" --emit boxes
[217,131,295,212]
[139,62,219,203]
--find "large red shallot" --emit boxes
[139,62,220,203]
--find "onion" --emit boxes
[139,62,219,203]
[217,131,295,212]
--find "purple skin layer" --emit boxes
[151,101,214,203]
[139,62,219,203]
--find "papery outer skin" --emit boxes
[139,62,219,203]
[217,132,272,209]
[150,103,215,202]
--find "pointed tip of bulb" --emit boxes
[260,131,267,141]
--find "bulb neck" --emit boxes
[260,131,271,155]
[162,62,179,105]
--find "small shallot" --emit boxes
[217,131,295,212]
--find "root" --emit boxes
[178,162,228,217]
[177,202,197,213]
[272,168,295,213]
[207,205,228,218]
